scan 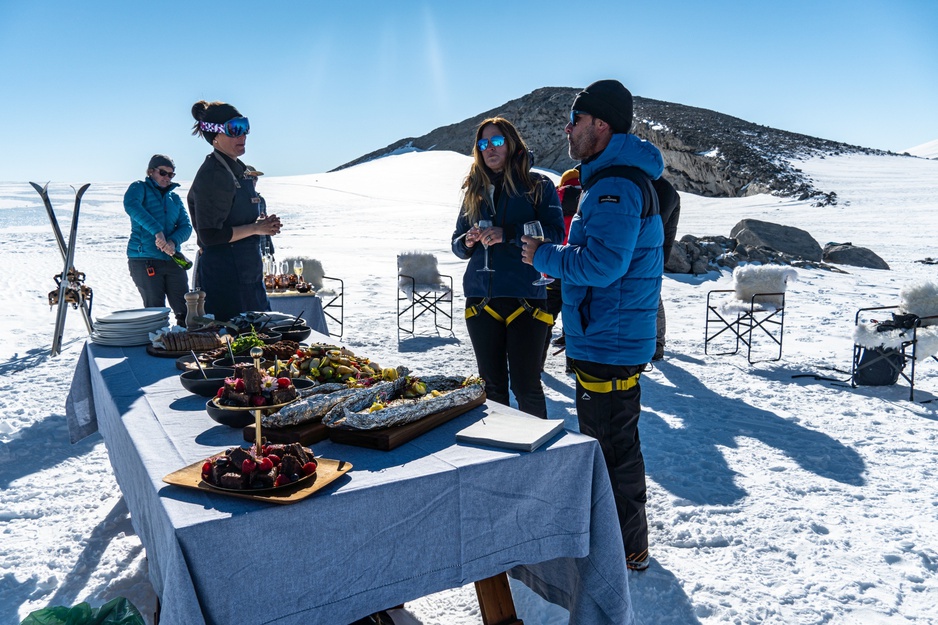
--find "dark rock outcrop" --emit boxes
[665,222,869,275]
[730,219,823,262]
[822,243,890,270]
[336,86,893,200]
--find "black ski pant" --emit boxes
[466,297,549,418]
[572,358,648,563]
[128,258,189,326]
[541,281,564,369]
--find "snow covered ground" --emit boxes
[1,150,937,624]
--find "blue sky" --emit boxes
[1,0,936,183]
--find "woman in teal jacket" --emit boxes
[123,154,193,326]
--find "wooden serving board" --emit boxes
[162,456,351,505]
[242,420,330,446]
[327,393,486,451]
[147,344,225,359]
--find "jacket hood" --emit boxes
[580,133,665,186]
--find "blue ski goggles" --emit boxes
[199,116,250,137]
[477,135,505,151]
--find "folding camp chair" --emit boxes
[851,305,938,401]
[397,252,453,334]
[318,276,344,338]
[282,257,344,338]
[705,265,796,364]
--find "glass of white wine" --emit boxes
[294,259,304,283]
[476,219,495,273]
[523,221,554,286]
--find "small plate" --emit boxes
[96,308,171,324]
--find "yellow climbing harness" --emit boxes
[572,365,641,393]
[465,298,553,325]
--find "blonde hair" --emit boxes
[460,117,542,224]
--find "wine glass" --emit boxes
[523,221,554,286]
[476,220,495,273]
[294,260,304,283]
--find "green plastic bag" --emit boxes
[20,597,145,625]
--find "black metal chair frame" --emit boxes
[851,305,938,401]
[397,273,453,335]
[705,289,786,364]
[319,276,344,338]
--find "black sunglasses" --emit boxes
[157,168,176,179]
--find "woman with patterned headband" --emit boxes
[187,100,282,322]
[450,117,564,418]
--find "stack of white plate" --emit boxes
[90,307,171,347]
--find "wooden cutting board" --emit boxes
[326,393,485,451]
[242,420,330,445]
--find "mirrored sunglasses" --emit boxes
[569,110,589,126]
[199,116,250,137]
[477,135,506,151]
[157,168,175,179]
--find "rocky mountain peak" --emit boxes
[337,86,896,200]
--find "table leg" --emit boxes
[474,572,524,625]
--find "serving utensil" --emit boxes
[191,350,207,379]
[288,311,305,331]
[251,346,265,455]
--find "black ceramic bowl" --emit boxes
[256,331,282,345]
[270,323,312,343]
[205,378,316,427]
[179,367,236,397]
[212,355,269,368]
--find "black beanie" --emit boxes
[148,154,174,170]
[571,80,633,134]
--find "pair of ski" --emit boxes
[30,181,92,356]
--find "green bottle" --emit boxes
[172,251,193,270]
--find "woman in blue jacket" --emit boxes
[451,118,564,418]
[123,154,193,326]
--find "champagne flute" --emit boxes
[294,259,304,283]
[477,219,495,273]
[523,221,554,286]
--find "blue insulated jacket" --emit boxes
[123,177,192,260]
[534,134,665,365]
[451,173,563,300]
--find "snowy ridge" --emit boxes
[904,138,938,159]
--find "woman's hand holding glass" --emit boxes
[476,219,496,273]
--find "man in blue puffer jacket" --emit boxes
[522,80,664,571]
[124,154,193,326]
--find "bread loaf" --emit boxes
[162,331,224,352]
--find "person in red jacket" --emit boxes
[541,168,581,370]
